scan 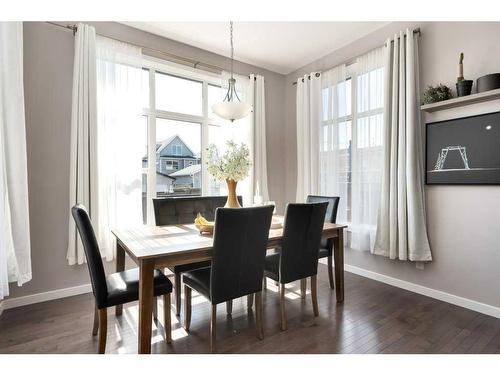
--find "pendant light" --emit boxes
[212,21,252,122]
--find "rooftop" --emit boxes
[168,163,201,177]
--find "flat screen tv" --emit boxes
[426,111,500,185]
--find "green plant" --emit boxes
[422,84,453,105]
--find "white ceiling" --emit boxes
[122,22,389,75]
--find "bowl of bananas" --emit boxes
[194,213,215,235]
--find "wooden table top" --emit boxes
[112,216,347,262]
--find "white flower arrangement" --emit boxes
[206,141,252,182]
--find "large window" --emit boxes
[320,64,384,225]
[141,58,242,224]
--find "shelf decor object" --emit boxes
[477,73,500,93]
[211,21,252,122]
[422,84,453,105]
[206,141,251,208]
[421,87,500,112]
[426,111,500,185]
[456,53,473,97]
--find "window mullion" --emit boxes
[201,81,209,196]
[147,69,156,225]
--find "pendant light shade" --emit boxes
[212,101,252,122]
[212,22,252,122]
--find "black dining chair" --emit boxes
[71,204,173,354]
[264,202,328,330]
[305,195,340,293]
[153,195,243,317]
[182,205,274,352]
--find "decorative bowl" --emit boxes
[195,222,214,235]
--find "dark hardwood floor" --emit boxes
[1,264,500,354]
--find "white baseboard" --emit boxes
[1,283,92,313]
[343,263,500,319]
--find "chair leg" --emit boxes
[98,308,107,354]
[174,272,182,316]
[263,277,267,290]
[247,293,254,309]
[311,275,319,317]
[279,283,287,331]
[183,285,192,331]
[153,297,158,321]
[226,300,233,315]
[300,278,307,299]
[210,304,217,353]
[327,255,335,290]
[92,305,99,336]
[255,291,264,340]
[163,294,172,343]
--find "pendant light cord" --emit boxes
[230,21,234,79]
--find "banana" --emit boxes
[195,213,209,225]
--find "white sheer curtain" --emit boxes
[249,74,269,203]
[350,47,385,251]
[296,72,322,202]
[0,22,32,299]
[315,47,385,251]
[373,29,432,261]
[67,23,97,265]
[95,36,144,261]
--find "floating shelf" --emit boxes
[421,88,500,113]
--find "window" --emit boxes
[173,144,182,155]
[320,63,384,225]
[164,160,179,170]
[141,57,245,224]
[155,72,202,115]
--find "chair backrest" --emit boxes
[279,202,328,283]
[210,206,274,304]
[153,196,243,225]
[71,204,107,308]
[306,195,340,249]
[306,195,340,224]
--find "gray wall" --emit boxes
[9,21,286,298]
[285,22,500,308]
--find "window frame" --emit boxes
[142,56,224,224]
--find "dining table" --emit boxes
[112,215,347,354]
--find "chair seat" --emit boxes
[105,268,173,308]
[182,267,212,300]
[171,260,211,274]
[318,247,331,259]
[264,252,280,282]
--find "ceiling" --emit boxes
[122,22,389,75]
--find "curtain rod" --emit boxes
[292,28,421,86]
[46,22,228,75]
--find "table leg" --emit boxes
[115,242,126,316]
[138,259,155,354]
[333,229,344,303]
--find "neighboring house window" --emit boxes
[172,144,182,155]
[141,58,240,224]
[165,160,179,170]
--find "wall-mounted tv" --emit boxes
[426,111,500,185]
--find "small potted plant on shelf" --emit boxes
[422,84,453,105]
[206,140,251,208]
[456,52,473,97]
